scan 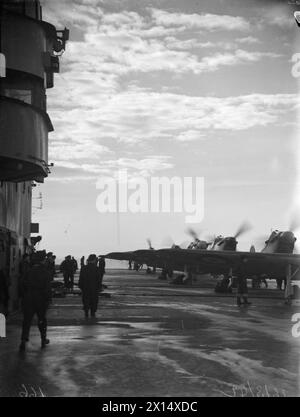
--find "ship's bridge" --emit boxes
[0,0,69,182]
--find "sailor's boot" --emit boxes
[38,319,49,349]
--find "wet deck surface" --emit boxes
[0,269,299,397]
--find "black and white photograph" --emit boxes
[1,0,300,401]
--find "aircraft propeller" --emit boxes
[250,212,300,251]
[289,211,300,233]
[146,238,154,250]
[185,227,213,243]
[185,227,201,241]
[233,221,252,239]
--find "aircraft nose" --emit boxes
[280,232,297,249]
[283,231,296,241]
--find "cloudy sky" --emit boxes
[34,0,300,259]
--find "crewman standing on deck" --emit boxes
[98,256,106,280]
[236,275,251,307]
[45,252,56,281]
[19,251,52,352]
[234,259,251,307]
[79,254,103,319]
[60,255,74,290]
[71,257,78,274]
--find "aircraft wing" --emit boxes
[153,248,300,278]
[104,250,159,265]
[104,248,235,271]
[104,251,134,261]
[105,248,300,278]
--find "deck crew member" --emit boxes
[236,275,251,306]
[19,251,52,351]
[79,254,103,318]
[60,255,74,290]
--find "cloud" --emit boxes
[44,2,281,85]
[165,37,237,51]
[51,156,174,181]
[60,33,280,80]
[150,9,250,31]
[42,1,294,186]
[48,86,299,154]
[48,175,97,183]
[261,6,294,29]
[267,15,294,28]
[197,49,280,73]
[49,141,112,161]
[237,36,261,44]
[41,0,104,29]
[164,36,262,51]
[176,130,206,142]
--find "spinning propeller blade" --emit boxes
[289,211,300,233]
[146,238,153,249]
[234,221,252,239]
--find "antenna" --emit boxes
[116,180,120,246]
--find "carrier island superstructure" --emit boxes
[0,0,68,312]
